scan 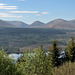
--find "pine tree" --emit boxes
[49,40,60,67]
[66,37,75,62]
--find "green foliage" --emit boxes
[49,40,60,67]
[16,47,52,75]
[0,49,16,75]
[66,37,75,62]
[0,39,75,75]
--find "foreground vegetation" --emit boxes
[0,38,75,75]
[52,61,75,75]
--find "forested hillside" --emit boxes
[0,28,75,53]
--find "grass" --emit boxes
[52,61,75,75]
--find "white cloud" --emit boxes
[0,3,17,10]
[0,13,22,18]
[0,6,18,10]
[42,12,49,14]
[36,14,41,16]
[0,3,6,6]
[9,11,39,13]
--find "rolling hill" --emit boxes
[0,19,15,28]
[7,21,29,28]
[29,19,75,29]
[29,21,46,28]
[46,19,75,29]
[0,19,75,29]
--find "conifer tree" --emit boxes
[49,40,60,67]
[66,37,75,62]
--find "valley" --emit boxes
[0,28,74,54]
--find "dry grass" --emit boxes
[52,61,75,75]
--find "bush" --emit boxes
[0,49,16,75]
[16,47,52,75]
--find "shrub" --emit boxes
[0,49,16,75]
[16,47,52,75]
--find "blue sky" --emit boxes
[0,0,75,24]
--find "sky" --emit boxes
[0,0,75,24]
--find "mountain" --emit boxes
[46,19,75,29]
[29,21,46,28]
[7,21,29,28]
[70,20,75,23]
[0,19,15,28]
[28,19,75,29]
[1,18,75,29]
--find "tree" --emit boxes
[66,37,75,62]
[0,49,16,75]
[49,40,60,67]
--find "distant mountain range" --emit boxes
[0,19,15,28]
[29,21,46,28]
[7,21,29,28]
[46,19,75,29]
[0,18,75,29]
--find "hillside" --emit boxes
[70,20,75,23]
[0,19,15,28]
[29,21,46,28]
[7,21,29,28]
[46,19,75,29]
[29,19,75,29]
[1,19,75,29]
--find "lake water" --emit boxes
[8,51,65,62]
[8,52,47,61]
[8,53,35,62]
[9,53,22,61]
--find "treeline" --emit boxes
[0,37,75,75]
